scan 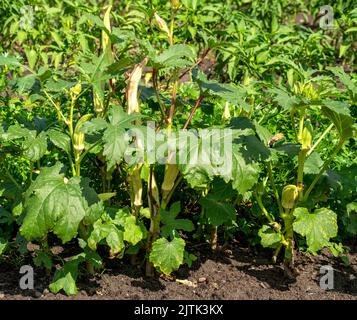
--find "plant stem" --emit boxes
[146,166,161,277]
[282,209,295,268]
[296,109,307,200]
[210,226,218,251]
[307,123,334,156]
[4,166,21,190]
[128,165,143,215]
[152,69,169,125]
[168,79,178,124]
[297,109,305,142]
[75,157,81,176]
[169,9,176,47]
[272,243,282,263]
[183,95,203,129]
[297,149,307,201]
[303,139,345,202]
[161,175,182,210]
[68,97,76,138]
[255,194,275,223]
[43,89,66,123]
[78,139,102,162]
[267,162,283,215]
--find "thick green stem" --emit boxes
[67,94,81,176]
[282,209,294,267]
[255,194,275,223]
[295,106,310,200]
[78,220,95,274]
[161,175,182,210]
[210,226,218,251]
[168,79,178,124]
[161,164,179,209]
[146,167,161,277]
[297,109,305,142]
[297,149,307,201]
[68,98,76,138]
[75,156,81,176]
[128,165,143,215]
[303,139,345,202]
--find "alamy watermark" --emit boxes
[319,5,334,30]
[319,265,334,290]
[122,123,235,176]
[19,265,34,290]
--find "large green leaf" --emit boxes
[207,179,236,201]
[44,78,73,92]
[254,121,273,146]
[321,106,355,140]
[200,195,236,226]
[47,129,71,154]
[108,106,142,127]
[148,44,195,69]
[2,124,30,140]
[193,70,250,111]
[2,124,47,161]
[113,209,147,245]
[122,215,146,245]
[0,55,23,67]
[33,249,53,270]
[177,130,215,187]
[320,100,354,141]
[20,163,92,243]
[229,142,261,193]
[149,237,185,275]
[88,220,112,250]
[83,202,105,225]
[322,100,351,116]
[106,227,125,255]
[22,132,47,161]
[304,152,323,175]
[268,87,300,111]
[178,127,261,194]
[293,207,338,254]
[327,67,357,94]
[161,202,195,238]
[88,220,124,255]
[49,253,85,295]
[81,107,142,170]
[258,225,282,248]
[102,125,128,170]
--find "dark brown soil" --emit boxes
[0,245,356,300]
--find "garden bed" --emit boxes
[1,245,356,300]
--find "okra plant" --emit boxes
[255,69,356,275]
[0,0,356,295]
